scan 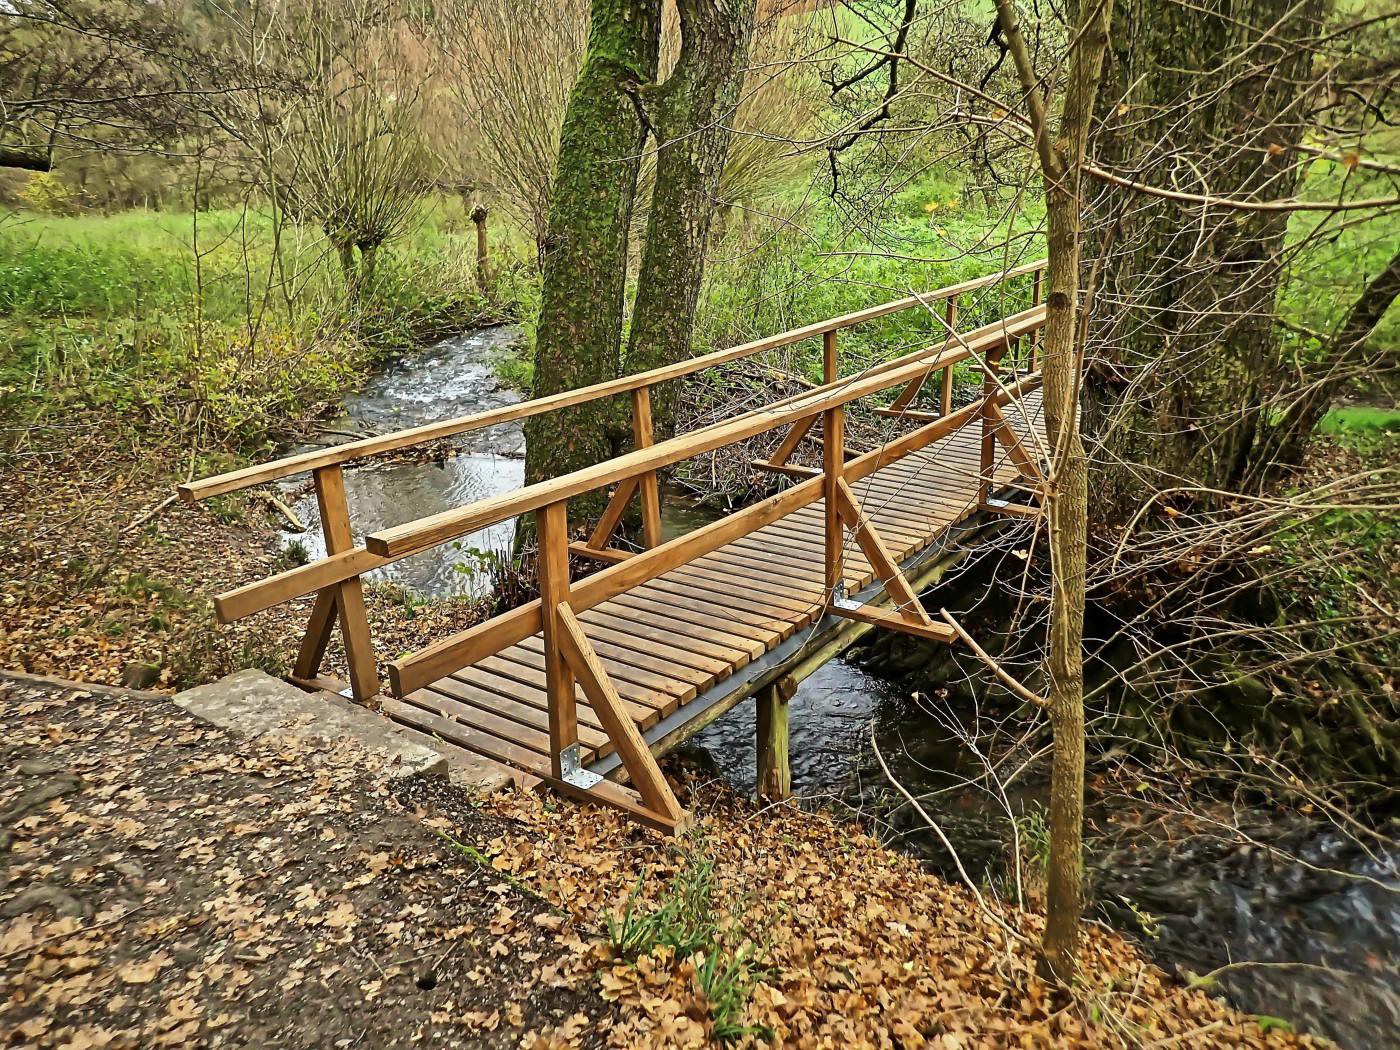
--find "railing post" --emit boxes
[293,464,379,701]
[822,330,844,599]
[631,386,664,549]
[1030,268,1044,371]
[978,342,1008,506]
[537,499,578,779]
[940,296,958,415]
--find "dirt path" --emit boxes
[0,675,611,1048]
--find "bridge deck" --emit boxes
[382,389,1045,779]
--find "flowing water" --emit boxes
[283,327,1398,1049]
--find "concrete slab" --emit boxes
[172,669,446,781]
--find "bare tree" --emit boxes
[990,0,1116,983]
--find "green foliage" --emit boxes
[607,845,773,1044]
[0,200,531,453]
[694,170,1044,382]
[1318,405,1400,450]
[17,172,77,216]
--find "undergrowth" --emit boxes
[606,844,773,1044]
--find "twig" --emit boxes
[258,492,308,532]
[940,608,1049,709]
[870,730,1030,946]
[124,494,177,535]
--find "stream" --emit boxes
[284,326,1399,1049]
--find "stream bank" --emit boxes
[300,326,1398,1049]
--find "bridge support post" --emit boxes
[822,330,844,601]
[756,676,795,801]
[292,464,379,701]
[537,499,578,780]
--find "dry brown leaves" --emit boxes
[447,782,1332,1050]
[1,678,611,1048]
[0,433,486,692]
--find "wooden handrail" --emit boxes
[177,260,1045,502]
[364,306,1046,560]
[209,307,1044,625]
[387,369,1046,695]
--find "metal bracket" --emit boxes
[339,687,355,699]
[559,743,603,789]
[831,581,849,605]
[833,593,862,612]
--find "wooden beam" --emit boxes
[833,477,932,628]
[536,501,576,778]
[181,262,1046,502]
[365,308,1045,560]
[555,602,685,824]
[311,465,378,701]
[569,542,635,564]
[828,602,956,642]
[631,387,663,549]
[586,476,639,550]
[822,331,843,599]
[756,678,794,801]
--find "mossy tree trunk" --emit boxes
[524,0,663,510]
[1083,0,1327,521]
[625,0,757,440]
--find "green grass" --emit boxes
[607,845,773,1044]
[1319,404,1400,438]
[0,197,532,455]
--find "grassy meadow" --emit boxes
[0,200,524,459]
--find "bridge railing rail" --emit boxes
[178,260,1046,732]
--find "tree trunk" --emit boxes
[625,0,757,440]
[470,204,491,297]
[1256,247,1400,477]
[993,0,1115,985]
[524,0,663,508]
[1083,0,1327,520]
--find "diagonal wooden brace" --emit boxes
[752,412,818,475]
[828,479,954,643]
[984,401,1043,483]
[554,602,688,830]
[587,476,641,550]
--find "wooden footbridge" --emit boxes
[180,262,1050,833]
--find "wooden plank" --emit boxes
[602,593,772,655]
[695,547,823,588]
[658,567,819,621]
[403,687,556,758]
[669,561,825,608]
[637,579,803,639]
[427,675,610,751]
[579,608,750,668]
[518,633,717,693]
[384,696,549,773]
[488,647,687,717]
[556,603,683,822]
[183,262,1044,501]
[474,654,664,727]
[449,667,609,734]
